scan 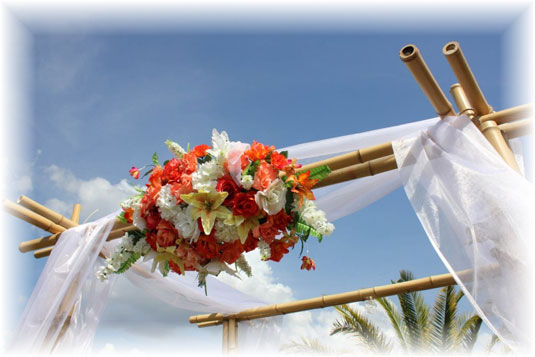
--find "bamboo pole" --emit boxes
[228,318,238,355]
[313,155,397,189]
[450,84,476,121]
[190,271,460,325]
[297,104,531,178]
[442,41,521,172]
[300,142,393,173]
[33,225,138,259]
[480,121,521,172]
[443,41,492,116]
[500,119,533,139]
[3,199,66,234]
[400,44,456,117]
[18,195,78,229]
[479,103,533,125]
[222,320,229,354]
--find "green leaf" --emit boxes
[297,164,331,182]
[296,219,323,242]
[117,212,128,224]
[197,154,213,165]
[163,160,170,166]
[284,189,295,214]
[116,252,141,274]
[162,260,170,277]
[152,152,159,166]
[142,168,153,178]
[243,160,260,177]
[279,150,288,159]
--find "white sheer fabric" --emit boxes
[8,213,116,354]
[10,115,532,354]
[392,115,534,352]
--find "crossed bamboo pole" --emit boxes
[5,106,531,258]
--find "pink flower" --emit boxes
[129,166,140,179]
[252,161,278,191]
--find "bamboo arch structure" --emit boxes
[3,41,533,354]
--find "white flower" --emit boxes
[174,205,201,242]
[297,198,335,236]
[157,185,179,222]
[227,141,250,186]
[209,129,230,160]
[214,219,239,243]
[240,174,254,190]
[258,240,271,260]
[96,232,149,281]
[165,139,186,158]
[192,160,224,192]
[255,178,287,215]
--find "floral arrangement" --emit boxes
[97,129,334,289]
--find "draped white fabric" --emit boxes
[8,213,116,354]
[10,115,532,353]
[392,115,534,352]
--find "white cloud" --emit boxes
[12,175,32,194]
[44,164,136,220]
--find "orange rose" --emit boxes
[252,162,278,191]
[155,219,178,247]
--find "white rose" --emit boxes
[255,178,287,215]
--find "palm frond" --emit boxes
[331,304,393,354]
[430,285,458,353]
[376,297,408,352]
[457,315,482,352]
[395,270,424,351]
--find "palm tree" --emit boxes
[330,270,483,354]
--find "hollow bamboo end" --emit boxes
[443,41,460,56]
[17,195,25,204]
[400,44,419,62]
[449,83,461,93]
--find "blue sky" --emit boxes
[1,2,533,355]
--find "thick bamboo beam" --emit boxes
[33,225,138,259]
[500,119,533,139]
[20,223,137,254]
[222,320,229,354]
[190,271,459,325]
[443,42,492,116]
[313,155,397,189]
[3,199,66,234]
[450,83,476,121]
[400,44,456,117]
[228,318,238,354]
[479,104,533,125]
[18,195,78,229]
[480,121,521,172]
[300,142,393,173]
[299,105,531,181]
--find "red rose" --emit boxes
[145,209,161,230]
[216,175,240,206]
[145,231,158,251]
[219,239,244,264]
[253,219,279,244]
[196,234,220,260]
[232,191,259,218]
[271,210,292,230]
[269,240,289,262]
[192,144,211,157]
[155,219,178,247]
[243,234,259,252]
[162,158,182,184]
